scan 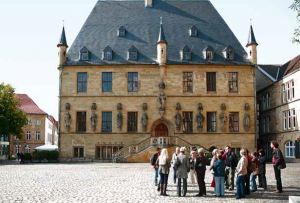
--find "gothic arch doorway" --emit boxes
[155,123,168,137]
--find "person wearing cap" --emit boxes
[174,147,190,197]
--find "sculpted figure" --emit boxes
[219,112,227,132]
[175,113,182,132]
[64,112,71,131]
[90,112,97,131]
[141,112,148,132]
[117,112,123,130]
[158,92,166,111]
[243,113,250,132]
[196,113,205,132]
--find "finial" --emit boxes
[250,19,252,25]
[160,17,162,25]
[63,20,65,27]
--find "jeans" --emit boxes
[274,166,282,192]
[250,173,257,191]
[236,175,246,198]
[215,176,225,196]
[225,167,235,190]
[173,167,177,183]
[160,173,169,185]
[155,168,159,185]
[177,178,187,196]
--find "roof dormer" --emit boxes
[189,25,198,37]
[180,45,192,61]
[103,46,113,61]
[127,46,138,61]
[79,46,90,61]
[118,26,127,37]
[223,46,234,60]
[203,45,214,60]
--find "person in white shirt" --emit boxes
[189,151,197,185]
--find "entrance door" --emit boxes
[155,123,168,137]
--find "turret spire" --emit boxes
[246,24,258,47]
[57,26,68,48]
[157,18,168,44]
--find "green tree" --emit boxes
[291,0,300,43]
[0,83,27,139]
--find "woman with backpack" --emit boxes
[155,148,171,196]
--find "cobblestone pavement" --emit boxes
[0,162,299,203]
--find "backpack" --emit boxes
[150,153,157,166]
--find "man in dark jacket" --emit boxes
[151,148,161,187]
[271,141,286,193]
[222,146,237,190]
[195,148,207,196]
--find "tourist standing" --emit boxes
[20,152,24,164]
[156,148,171,196]
[172,147,180,184]
[151,147,161,187]
[258,149,267,189]
[175,147,190,197]
[209,149,220,188]
[271,141,286,193]
[195,148,207,196]
[189,151,197,185]
[250,152,259,192]
[235,149,248,199]
[245,149,252,195]
[213,154,226,197]
[222,146,238,190]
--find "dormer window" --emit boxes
[103,46,113,61]
[118,26,127,37]
[189,25,198,37]
[203,45,214,60]
[180,45,192,61]
[128,46,138,61]
[223,46,234,60]
[80,46,90,61]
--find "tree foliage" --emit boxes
[290,0,300,43]
[0,83,27,139]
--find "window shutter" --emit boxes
[295,140,300,159]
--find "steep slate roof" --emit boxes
[246,25,258,47]
[258,64,280,81]
[57,27,68,48]
[66,0,250,66]
[15,94,47,115]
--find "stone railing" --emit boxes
[112,136,208,163]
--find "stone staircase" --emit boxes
[112,136,209,163]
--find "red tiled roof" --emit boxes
[15,94,47,115]
[47,115,58,129]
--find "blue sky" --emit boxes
[0,0,299,119]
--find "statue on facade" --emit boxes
[64,112,71,131]
[175,113,182,132]
[243,113,250,132]
[117,112,123,130]
[219,112,227,132]
[90,112,97,131]
[141,112,148,132]
[196,113,205,132]
[158,91,166,111]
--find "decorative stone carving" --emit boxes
[117,103,122,110]
[175,113,182,132]
[176,103,181,110]
[243,113,250,132]
[158,81,165,89]
[142,103,148,111]
[141,112,148,132]
[244,103,250,110]
[64,112,71,131]
[197,103,203,111]
[117,112,123,130]
[219,112,227,132]
[196,113,205,132]
[91,103,97,110]
[65,103,70,110]
[90,112,97,131]
[221,103,226,110]
[158,91,166,111]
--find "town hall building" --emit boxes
[57,0,257,162]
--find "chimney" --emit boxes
[145,0,153,7]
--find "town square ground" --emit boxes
[0,162,299,203]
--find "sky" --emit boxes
[0,0,299,120]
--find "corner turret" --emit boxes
[246,24,258,64]
[57,26,68,67]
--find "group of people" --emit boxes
[150,140,286,199]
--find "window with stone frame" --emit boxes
[128,72,138,92]
[285,141,295,158]
[283,80,295,103]
[228,72,238,92]
[282,84,286,103]
[76,112,86,132]
[183,112,193,133]
[207,72,216,91]
[102,72,112,92]
[102,112,112,132]
[229,112,239,132]
[262,117,266,133]
[26,131,31,140]
[207,112,217,132]
[266,92,271,109]
[77,72,87,92]
[183,72,193,92]
[292,109,296,129]
[127,112,138,132]
[36,120,41,125]
[74,147,84,158]
[266,116,270,132]
[35,132,41,141]
[283,110,287,130]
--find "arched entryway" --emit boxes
[155,123,168,137]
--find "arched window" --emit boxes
[285,141,295,158]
